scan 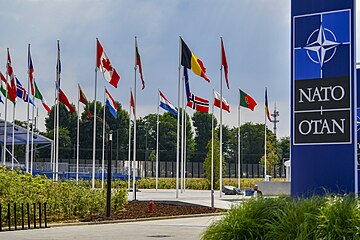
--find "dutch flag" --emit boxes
[159,90,178,116]
[105,88,118,119]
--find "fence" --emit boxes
[0,202,48,232]
[33,159,286,179]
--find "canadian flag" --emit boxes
[96,39,120,88]
[214,90,230,113]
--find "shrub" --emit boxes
[202,195,360,240]
[0,167,127,223]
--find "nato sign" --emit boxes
[291,0,357,197]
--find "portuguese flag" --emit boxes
[180,37,210,82]
[239,89,257,111]
[79,85,92,117]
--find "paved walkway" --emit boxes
[128,189,246,209]
[1,215,222,240]
[1,189,241,239]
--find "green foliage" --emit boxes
[202,195,360,240]
[260,138,280,176]
[192,111,217,162]
[203,135,226,188]
[0,167,127,223]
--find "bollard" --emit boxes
[21,203,24,230]
[7,203,10,231]
[39,203,42,228]
[0,204,2,231]
[33,203,36,229]
[27,203,30,229]
[44,203,47,228]
[14,203,17,230]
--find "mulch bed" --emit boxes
[83,201,224,222]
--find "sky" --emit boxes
[0,0,358,139]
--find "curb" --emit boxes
[48,212,226,228]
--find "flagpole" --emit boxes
[128,88,132,191]
[156,89,160,191]
[55,40,60,181]
[264,87,267,181]
[102,87,106,189]
[11,103,15,169]
[211,89,214,208]
[92,38,99,189]
[76,84,80,184]
[25,44,31,172]
[53,76,57,180]
[176,37,181,199]
[180,74,185,193]
[3,62,9,166]
[183,107,187,191]
[219,37,223,198]
[30,90,35,174]
[238,89,241,189]
[133,36,138,200]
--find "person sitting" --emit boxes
[251,184,263,198]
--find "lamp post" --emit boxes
[106,130,113,218]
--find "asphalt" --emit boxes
[0,189,243,239]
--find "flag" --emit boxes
[187,93,209,113]
[6,49,17,103]
[159,90,178,116]
[105,88,119,119]
[213,90,230,113]
[239,89,257,111]
[130,90,135,115]
[97,39,120,88]
[180,37,210,82]
[28,46,35,96]
[135,38,145,90]
[34,80,51,113]
[265,88,272,122]
[59,88,76,112]
[56,40,61,90]
[0,72,8,98]
[15,78,35,106]
[221,38,229,89]
[184,68,191,102]
[0,96,3,104]
[79,85,92,117]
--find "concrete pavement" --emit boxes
[1,215,222,240]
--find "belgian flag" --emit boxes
[181,37,210,82]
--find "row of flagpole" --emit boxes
[0,37,273,206]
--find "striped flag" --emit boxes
[135,38,145,90]
[214,90,230,113]
[15,78,35,106]
[28,46,35,96]
[79,85,92,117]
[159,90,178,116]
[105,88,119,119]
[34,80,51,113]
[265,88,272,122]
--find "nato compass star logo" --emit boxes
[294,10,350,80]
[304,24,339,67]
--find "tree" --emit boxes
[260,138,280,176]
[45,128,72,159]
[192,111,217,162]
[203,130,226,189]
[278,137,290,160]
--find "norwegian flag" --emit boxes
[187,93,209,113]
[28,45,35,96]
[97,39,120,88]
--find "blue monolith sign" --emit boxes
[291,0,357,197]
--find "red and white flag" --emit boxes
[6,49,17,103]
[59,88,76,112]
[96,39,120,88]
[130,90,135,115]
[214,90,230,113]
